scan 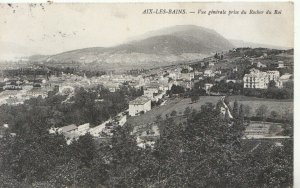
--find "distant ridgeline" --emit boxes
[1,65,107,78]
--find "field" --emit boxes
[228,96,293,117]
[127,95,293,126]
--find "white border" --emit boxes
[0,0,298,186]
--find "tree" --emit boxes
[191,94,199,103]
[268,80,277,88]
[244,105,252,117]
[239,104,245,122]
[170,85,185,95]
[184,107,191,116]
[156,115,162,122]
[69,133,96,166]
[224,110,230,122]
[170,110,177,117]
[256,104,268,120]
[233,100,239,118]
[270,110,279,119]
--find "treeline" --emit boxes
[2,68,49,77]
[243,86,293,99]
[2,66,107,78]
[0,102,293,187]
[209,81,293,99]
[210,80,243,95]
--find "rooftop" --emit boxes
[129,96,151,105]
[60,124,77,132]
[280,74,292,80]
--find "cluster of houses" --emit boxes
[49,111,127,144]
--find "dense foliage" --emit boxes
[0,98,293,187]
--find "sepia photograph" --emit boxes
[0,1,295,187]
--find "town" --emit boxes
[0,47,293,144]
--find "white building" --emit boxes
[208,61,215,67]
[277,61,285,68]
[256,62,267,68]
[143,88,159,99]
[279,73,292,83]
[180,72,195,81]
[204,70,215,77]
[129,96,151,116]
[243,69,282,89]
[77,123,90,135]
[204,83,214,93]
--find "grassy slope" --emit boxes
[127,96,293,126]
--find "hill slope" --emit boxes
[38,25,234,70]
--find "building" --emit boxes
[59,85,75,95]
[204,70,215,77]
[180,72,195,81]
[279,73,292,83]
[208,61,215,67]
[243,68,282,89]
[59,124,77,134]
[115,115,127,126]
[256,62,267,68]
[143,87,159,99]
[204,83,214,93]
[277,61,285,68]
[77,123,90,135]
[0,124,9,138]
[129,96,151,116]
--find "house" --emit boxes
[279,73,292,83]
[214,70,221,75]
[208,61,215,67]
[194,71,203,76]
[129,96,151,116]
[204,83,214,93]
[143,88,159,99]
[136,125,160,148]
[256,62,267,68]
[204,70,215,77]
[27,88,48,98]
[277,61,285,68]
[215,76,226,82]
[175,80,193,89]
[226,79,237,83]
[59,124,77,134]
[115,115,127,126]
[243,69,282,89]
[153,92,165,102]
[3,85,22,90]
[59,85,75,95]
[180,72,195,81]
[50,123,91,144]
[49,124,79,144]
[77,123,90,135]
[168,71,181,80]
[0,124,9,138]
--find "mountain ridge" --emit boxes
[28,25,235,70]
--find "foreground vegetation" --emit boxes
[0,93,293,187]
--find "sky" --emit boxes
[0,2,294,60]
